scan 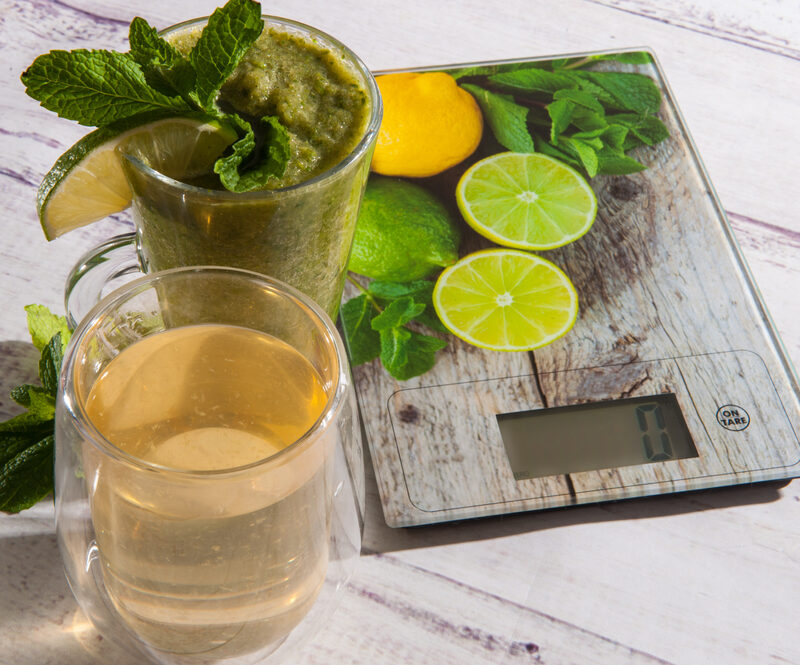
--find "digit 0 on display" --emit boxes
[497,394,699,481]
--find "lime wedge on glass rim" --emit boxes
[432,248,579,352]
[456,152,597,250]
[36,115,237,239]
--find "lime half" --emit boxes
[37,116,237,239]
[456,152,597,250]
[433,248,578,351]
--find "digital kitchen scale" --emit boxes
[345,50,800,527]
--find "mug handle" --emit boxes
[64,232,144,329]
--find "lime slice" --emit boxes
[37,116,237,239]
[456,152,597,250]
[432,248,578,351]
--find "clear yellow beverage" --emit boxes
[83,324,332,656]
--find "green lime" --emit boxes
[456,152,597,250]
[348,176,461,281]
[37,115,237,239]
[432,248,578,351]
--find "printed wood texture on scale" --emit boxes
[350,57,800,527]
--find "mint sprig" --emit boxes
[190,0,264,111]
[341,278,448,381]
[20,49,191,127]
[0,306,71,514]
[456,52,669,177]
[21,0,288,192]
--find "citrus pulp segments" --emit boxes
[37,117,236,240]
[433,249,579,352]
[456,152,597,250]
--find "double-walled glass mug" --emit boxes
[65,15,381,327]
[56,267,365,664]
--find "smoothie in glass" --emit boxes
[121,16,381,317]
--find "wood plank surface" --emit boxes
[1,1,799,665]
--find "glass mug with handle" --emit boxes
[64,14,381,327]
[56,266,365,664]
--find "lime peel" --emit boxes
[456,152,597,251]
[37,115,237,240]
[433,248,578,352]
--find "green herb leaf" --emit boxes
[371,297,425,332]
[214,115,290,191]
[384,331,447,381]
[128,17,197,102]
[25,304,71,352]
[576,71,662,114]
[461,84,534,153]
[610,113,670,146]
[378,325,411,374]
[489,68,578,94]
[340,294,380,366]
[0,413,54,466]
[553,88,605,114]
[0,435,55,514]
[1,305,72,513]
[189,0,264,111]
[596,146,648,175]
[10,386,55,420]
[20,49,192,127]
[570,107,609,132]
[368,280,447,333]
[547,98,575,142]
[38,333,64,397]
[340,278,448,380]
[589,51,653,65]
[560,137,599,177]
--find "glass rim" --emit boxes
[60,265,349,477]
[121,14,383,200]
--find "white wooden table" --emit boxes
[1,1,799,664]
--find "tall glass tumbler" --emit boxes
[55,267,364,664]
[65,15,382,326]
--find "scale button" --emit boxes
[715,404,750,431]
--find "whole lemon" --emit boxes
[372,72,483,178]
[348,176,461,281]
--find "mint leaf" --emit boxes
[596,147,647,175]
[533,134,582,170]
[489,68,578,94]
[21,49,191,126]
[25,304,71,352]
[129,17,197,102]
[610,113,669,146]
[378,326,411,374]
[372,298,446,380]
[560,137,599,177]
[214,115,290,191]
[340,294,380,366]
[390,332,447,381]
[368,280,447,333]
[371,297,425,332]
[0,435,55,514]
[1,306,72,513]
[576,71,662,114]
[0,413,53,466]
[10,386,55,419]
[341,279,448,380]
[589,51,653,65]
[570,107,608,132]
[367,280,433,301]
[547,98,575,142]
[461,84,534,153]
[553,88,604,114]
[190,0,263,111]
[38,333,64,396]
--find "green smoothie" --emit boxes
[124,17,380,317]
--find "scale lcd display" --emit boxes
[497,393,698,481]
